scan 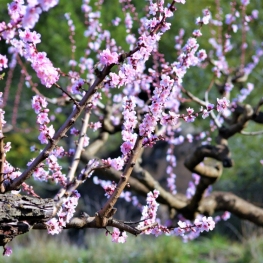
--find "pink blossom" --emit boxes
[206,103,214,111]
[3,246,12,256]
[194,216,215,232]
[83,135,90,147]
[120,141,133,155]
[108,157,124,171]
[216,97,230,113]
[52,146,65,158]
[70,127,80,136]
[126,34,136,45]
[104,181,116,198]
[125,13,133,31]
[71,78,84,94]
[186,181,196,198]
[192,29,202,37]
[39,0,59,12]
[138,190,159,234]
[89,121,102,131]
[202,109,209,119]
[184,115,196,123]
[38,124,55,144]
[186,107,194,115]
[37,110,50,124]
[111,228,127,243]
[4,142,11,153]
[32,166,49,181]
[251,10,259,19]
[112,17,121,26]
[30,145,36,152]
[57,191,80,225]
[0,54,8,71]
[33,58,59,88]
[22,6,42,29]
[221,211,231,221]
[46,218,61,235]
[149,2,158,15]
[197,49,207,61]
[241,0,250,6]
[100,49,118,66]
[19,29,41,44]
[8,1,25,22]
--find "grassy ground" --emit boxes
[2,230,263,263]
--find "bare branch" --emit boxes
[67,108,91,182]
[240,130,263,136]
[98,137,144,219]
[0,114,5,193]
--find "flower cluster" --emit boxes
[111,227,128,243]
[0,54,8,71]
[3,246,12,257]
[235,82,254,103]
[166,147,177,194]
[120,96,138,156]
[214,211,231,223]
[186,173,200,199]
[71,78,85,95]
[32,95,55,144]
[99,48,119,66]
[104,181,117,198]
[46,190,80,235]
[6,0,58,30]
[174,216,216,242]
[216,97,230,114]
[3,23,60,88]
[138,190,160,234]
[46,154,67,186]
[196,8,211,25]
[139,75,174,138]
[103,157,125,171]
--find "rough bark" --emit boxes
[0,194,54,246]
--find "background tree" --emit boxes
[1,0,263,258]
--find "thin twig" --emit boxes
[240,130,263,136]
[98,137,143,218]
[0,113,5,193]
[68,108,91,182]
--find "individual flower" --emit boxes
[108,157,124,171]
[99,49,118,66]
[38,125,55,144]
[39,0,59,11]
[111,228,128,243]
[19,29,41,44]
[37,110,50,124]
[46,218,61,235]
[3,246,12,256]
[216,97,230,114]
[0,54,8,71]
[71,78,84,94]
[221,211,231,221]
[241,0,250,6]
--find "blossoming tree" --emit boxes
[1,0,263,257]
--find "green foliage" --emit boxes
[5,133,37,168]
[3,231,263,263]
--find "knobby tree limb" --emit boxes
[0,194,143,247]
